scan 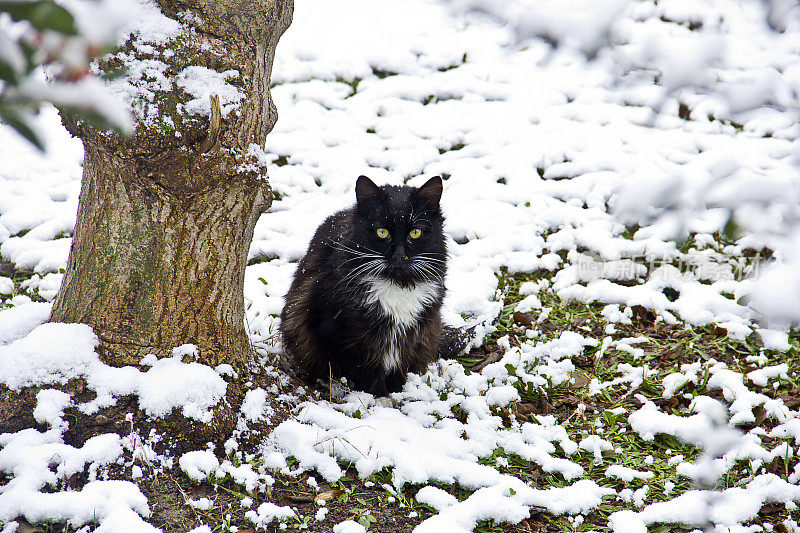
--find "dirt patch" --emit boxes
[0,385,40,435]
[499,514,557,532]
[137,471,206,532]
[135,467,432,533]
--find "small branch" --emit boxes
[198,93,221,154]
[472,351,503,373]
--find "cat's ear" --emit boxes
[416,176,443,207]
[355,175,382,208]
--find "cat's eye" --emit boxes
[376,228,389,239]
[409,228,422,239]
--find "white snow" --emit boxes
[1,0,800,531]
[579,435,614,463]
[187,497,213,510]
[605,465,655,482]
[245,502,295,527]
[609,474,800,532]
[0,277,13,296]
[241,387,273,423]
[0,303,52,345]
[333,521,366,533]
[179,451,220,482]
[416,486,458,510]
[757,329,791,352]
[0,324,227,422]
[747,364,789,388]
[32,389,71,429]
[175,67,244,118]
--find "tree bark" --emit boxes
[51,0,293,375]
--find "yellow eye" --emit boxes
[409,228,422,239]
[376,228,389,239]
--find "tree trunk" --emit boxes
[51,0,293,376]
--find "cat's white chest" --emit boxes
[364,278,438,328]
[364,278,438,371]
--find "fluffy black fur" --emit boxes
[280,175,447,396]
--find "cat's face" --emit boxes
[351,175,446,287]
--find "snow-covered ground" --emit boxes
[1,0,800,531]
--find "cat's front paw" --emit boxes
[375,396,396,408]
[328,379,348,401]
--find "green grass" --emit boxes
[0,261,41,309]
[440,259,799,531]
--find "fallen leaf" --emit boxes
[513,311,534,327]
[631,305,656,323]
[566,370,591,390]
[316,489,343,502]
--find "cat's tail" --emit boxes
[439,324,478,360]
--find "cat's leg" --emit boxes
[384,370,406,394]
[347,364,390,397]
[366,373,390,397]
[407,317,442,374]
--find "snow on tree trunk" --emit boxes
[51,0,293,376]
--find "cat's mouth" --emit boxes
[381,263,418,288]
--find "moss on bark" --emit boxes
[51,0,293,440]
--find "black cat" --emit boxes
[280,175,447,397]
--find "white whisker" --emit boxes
[412,260,444,283]
[326,239,383,257]
[337,259,383,289]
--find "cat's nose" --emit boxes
[393,244,407,261]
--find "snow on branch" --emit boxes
[0,0,138,148]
